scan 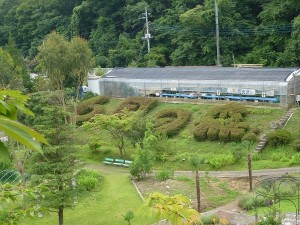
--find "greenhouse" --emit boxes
[87,67,300,107]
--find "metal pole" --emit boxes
[214,0,221,66]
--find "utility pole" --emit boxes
[142,7,152,53]
[214,0,221,66]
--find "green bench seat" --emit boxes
[103,158,114,165]
[113,159,125,166]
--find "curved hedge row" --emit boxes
[114,97,158,114]
[76,96,109,125]
[155,109,191,137]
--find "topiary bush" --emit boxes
[76,96,109,125]
[193,119,221,141]
[207,102,249,119]
[207,127,220,141]
[267,129,292,147]
[218,128,230,142]
[242,132,258,143]
[230,128,245,142]
[114,97,158,114]
[156,109,191,137]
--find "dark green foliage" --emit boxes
[114,97,158,114]
[0,0,299,67]
[293,140,300,152]
[267,129,292,147]
[155,108,191,137]
[155,168,174,181]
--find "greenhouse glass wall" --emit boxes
[87,67,300,107]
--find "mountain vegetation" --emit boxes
[0,0,299,69]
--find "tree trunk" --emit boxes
[58,206,64,225]
[195,170,201,212]
[247,153,253,192]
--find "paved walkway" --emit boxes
[172,166,300,178]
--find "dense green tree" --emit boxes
[29,104,79,225]
[0,0,299,67]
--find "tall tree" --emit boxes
[29,105,79,225]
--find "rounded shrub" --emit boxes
[207,127,220,141]
[230,128,245,142]
[193,126,208,141]
[219,128,230,142]
[267,129,292,147]
[242,132,258,143]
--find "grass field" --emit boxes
[20,167,155,225]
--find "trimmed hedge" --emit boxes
[156,109,191,137]
[218,128,231,142]
[207,102,249,119]
[114,97,158,114]
[77,96,109,115]
[77,105,105,125]
[76,96,109,125]
[193,119,220,141]
[230,128,245,142]
[267,129,292,147]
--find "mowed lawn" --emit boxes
[21,169,155,225]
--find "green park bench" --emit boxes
[103,158,114,165]
[103,158,132,167]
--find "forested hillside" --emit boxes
[0,0,299,68]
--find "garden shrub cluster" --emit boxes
[238,195,270,210]
[76,169,101,191]
[207,102,249,120]
[76,96,109,125]
[267,129,292,147]
[155,109,191,137]
[114,97,158,114]
[193,103,253,143]
[155,168,174,181]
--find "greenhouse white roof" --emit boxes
[106,67,298,82]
